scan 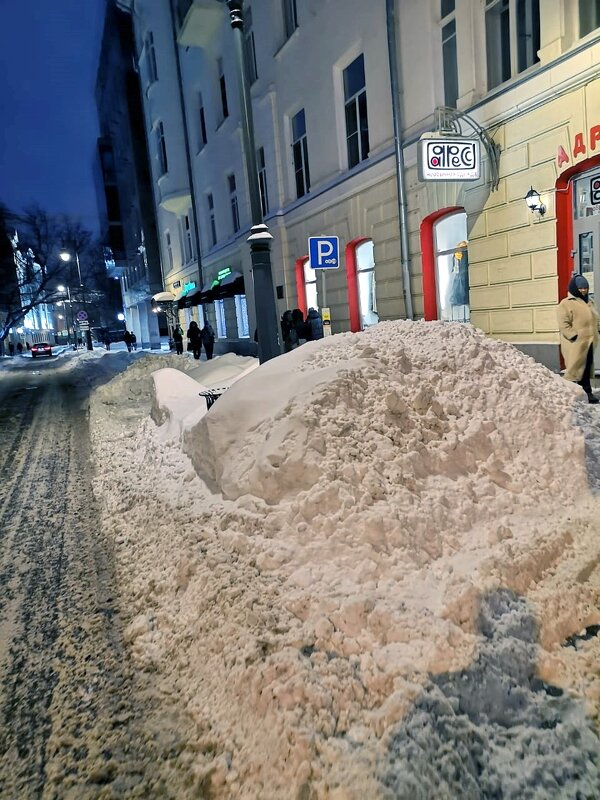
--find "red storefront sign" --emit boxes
[557,124,600,168]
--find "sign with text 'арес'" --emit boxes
[418,136,481,182]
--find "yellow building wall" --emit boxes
[406,77,600,348]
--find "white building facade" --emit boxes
[118,0,600,366]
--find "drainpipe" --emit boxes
[386,0,414,320]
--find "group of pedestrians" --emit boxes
[123,329,137,352]
[171,320,215,360]
[280,307,324,352]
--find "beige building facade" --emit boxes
[117,0,600,364]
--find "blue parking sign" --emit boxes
[308,236,340,269]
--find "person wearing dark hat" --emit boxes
[557,274,600,403]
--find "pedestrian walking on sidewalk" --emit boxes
[187,320,202,360]
[201,322,215,360]
[173,325,184,355]
[123,330,133,352]
[557,274,600,404]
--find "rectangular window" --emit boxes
[235,295,250,338]
[486,0,511,89]
[292,109,310,199]
[343,54,370,169]
[283,0,298,39]
[207,193,217,247]
[516,0,540,72]
[245,6,258,83]
[486,0,540,89]
[198,92,207,150]
[218,57,229,120]
[165,231,173,270]
[215,299,227,338]
[257,147,269,216]
[441,1,458,108]
[156,121,168,176]
[228,174,240,233]
[180,213,194,263]
[580,0,600,36]
[145,31,158,84]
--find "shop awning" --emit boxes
[177,269,245,307]
[211,269,245,299]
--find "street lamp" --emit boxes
[215,1,280,362]
[60,248,93,350]
[57,284,74,347]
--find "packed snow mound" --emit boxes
[90,321,600,799]
[186,352,259,389]
[185,320,588,518]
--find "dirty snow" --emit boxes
[88,321,600,798]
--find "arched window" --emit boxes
[303,258,319,310]
[420,207,469,322]
[345,236,378,332]
[356,240,379,327]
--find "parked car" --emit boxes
[31,342,52,358]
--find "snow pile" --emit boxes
[89,321,600,798]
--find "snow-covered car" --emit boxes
[31,342,52,358]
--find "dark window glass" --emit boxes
[292,109,310,199]
[486,0,511,89]
[257,146,269,216]
[344,54,369,168]
[580,0,600,36]
[517,0,540,72]
[442,19,459,107]
[245,7,258,83]
[218,58,228,119]
[343,54,366,101]
[441,0,455,16]
[199,94,207,148]
[283,0,298,39]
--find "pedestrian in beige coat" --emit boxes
[557,274,600,404]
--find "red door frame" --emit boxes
[294,256,309,316]
[420,206,463,321]
[556,154,600,300]
[345,236,371,332]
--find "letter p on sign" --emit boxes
[308,236,340,269]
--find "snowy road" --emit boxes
[0,362,183,798]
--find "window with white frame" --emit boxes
[579,0,600,36]
[207,193,217,247]
[440,1,458,108]
[180,213,194,263]
[235,295,250,338]
[165,231,173,270]
[217,57,229,120]
[257,147,269,216]
[215,299,227,337]
[145,31,158,84]
[303,258,318,310]
[343,54,369,169]
[292,109,310,199]
[356,240,379,328]
[228,174,240,233]
[155,121,168,176]
[245,6,258,83]
[198,92,207,150]
[283,0,298,39]
[485,0,540,90]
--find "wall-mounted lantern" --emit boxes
[524,186,546,216]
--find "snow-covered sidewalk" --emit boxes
[87,321,600,798]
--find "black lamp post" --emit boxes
[225,0,280,363]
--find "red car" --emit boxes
[31,342,52,358]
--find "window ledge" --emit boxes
[145,79,158,100]
[273,28,300,60]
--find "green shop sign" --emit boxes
[183,281,197,295]
[211,267,232,289]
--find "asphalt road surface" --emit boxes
[0,356,187,799]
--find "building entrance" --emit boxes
[572,168,600,368]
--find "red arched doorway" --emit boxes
[556,154,600,300]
